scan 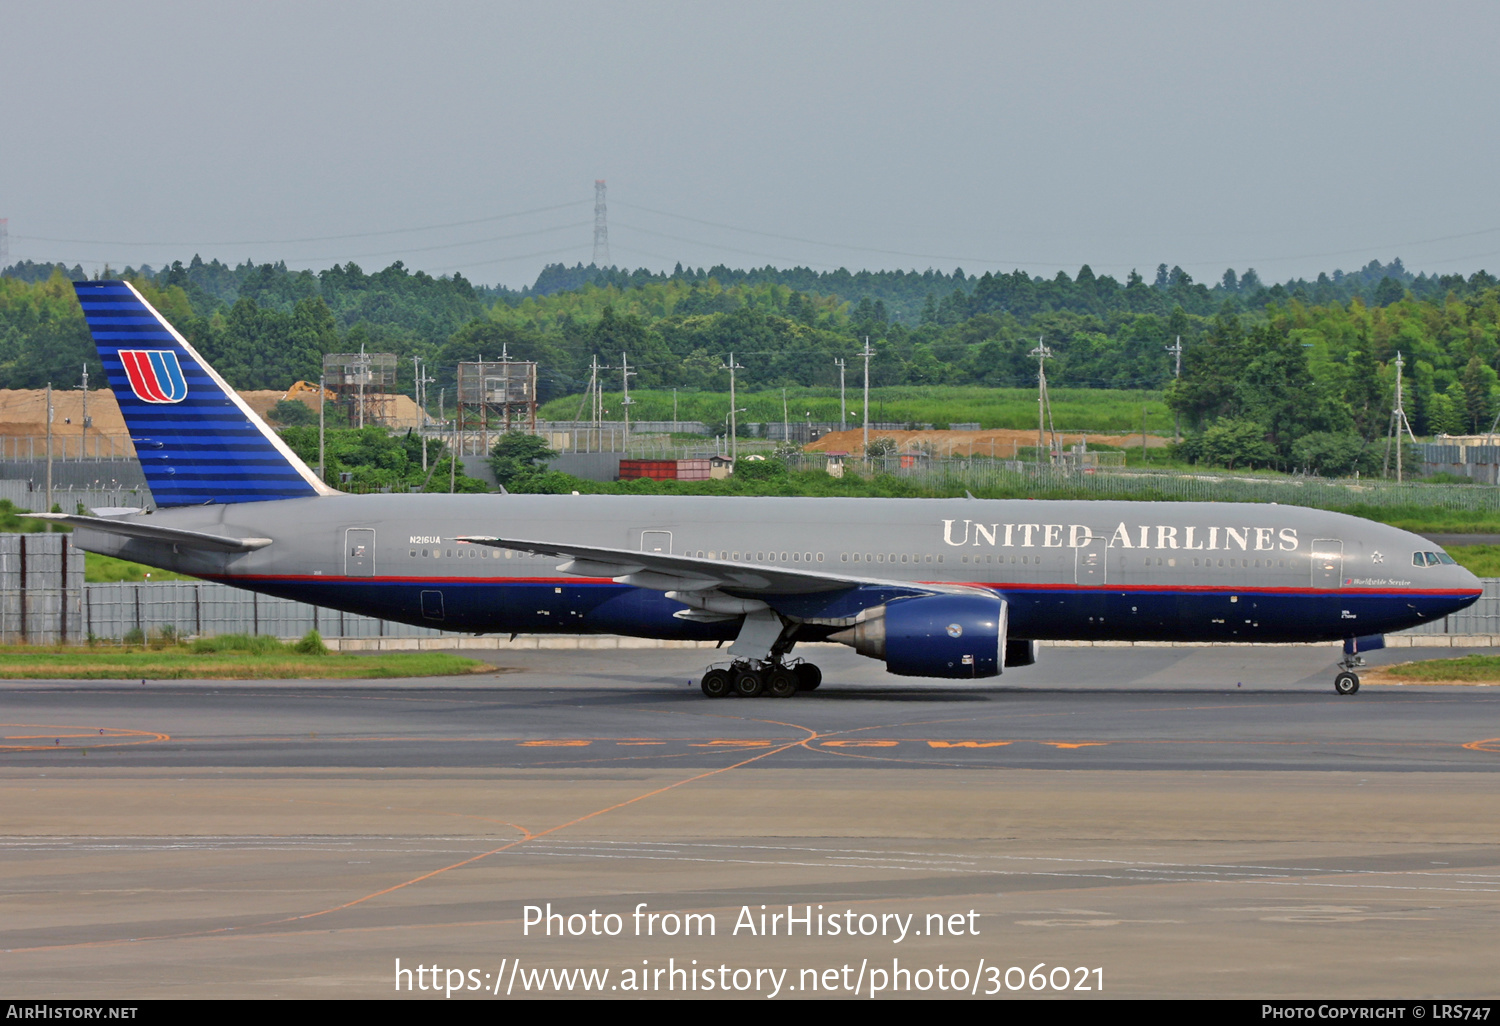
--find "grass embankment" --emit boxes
[85,553,194,582]
[1442,546,1500,576]
[0,632,491,680]
[1367,655,1500,685]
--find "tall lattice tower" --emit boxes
[0,219,9,272]
[592,180,610,267]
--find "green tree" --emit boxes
[488,431,559,488]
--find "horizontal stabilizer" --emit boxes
[32,513,273,553]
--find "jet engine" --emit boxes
[830,593,1007,678]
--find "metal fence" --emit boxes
[0,533,86,644]
[0,481,151,513]
[834,460,1500,512]
[76,581,449,643]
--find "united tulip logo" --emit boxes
[120,350,188,403]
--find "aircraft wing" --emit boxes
[31,513,273,553]
[455,534,944,598]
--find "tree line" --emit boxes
[3,252,1499,476]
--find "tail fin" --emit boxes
[74,280,335,506]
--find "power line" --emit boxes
[284,221,591,265]
[12,200,591,248]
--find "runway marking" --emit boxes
[0,724,170,752]
[7,684,1496,956]
[1462,737,1500,752]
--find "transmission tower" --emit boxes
[592,180,610,267]
[0,218,9,271]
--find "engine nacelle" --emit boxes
[831,593,1007,678]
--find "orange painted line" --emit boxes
[279,740,805,925]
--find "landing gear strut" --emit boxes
[698,659,820,699]
[1334,649,1363,696]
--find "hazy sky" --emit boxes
[5,1,1498,289]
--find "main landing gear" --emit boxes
[699,660,821,699]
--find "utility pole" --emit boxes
[45,382,53,511]
[620,352,635,450]
[1030,339,1055,468]
[354,345,368,430]
[1165,335,1184,443]
[413,355,424,472]
[585,354,600,452]
[1384,351,1417,482]
[721,352,743,462]
[782,387,789,444]
[411,356,434,473]
[80,364,90,459]
[862,337,874,457]
[834,357,847,432]
[318,373,326,483]
[673,387,678,432]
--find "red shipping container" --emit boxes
[619,459,679,480]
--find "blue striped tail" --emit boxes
[74,280,334,506]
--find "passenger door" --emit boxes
[1074,531,1107,585]
[345,528,375,577]
[1311,539,1343,588]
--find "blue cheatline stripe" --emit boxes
[73,279,326,506]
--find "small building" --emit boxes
[709,455,734,479]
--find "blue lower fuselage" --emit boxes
[219,573,1480,645]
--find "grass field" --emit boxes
[1368,655,1500,684]
[0,633,492,680]
[539,386,1170,434]
[1442,545,1500,576]
[85,553,193,582]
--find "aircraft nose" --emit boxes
[1450,561,1484,613]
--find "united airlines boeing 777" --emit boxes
[43,280,1482,697]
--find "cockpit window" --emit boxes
[1435,551,1457,565]
[1412,551,1451,567]
[1413,552,1427,567]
